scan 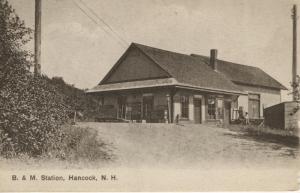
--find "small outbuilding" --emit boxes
[264,101,300,130]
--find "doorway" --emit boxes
[194,98,202,124]
[142,95,154,122]
[224,101,231,125]
[117,96,127,119]
[248,94,260,118]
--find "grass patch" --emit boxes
[60,125,114,162]
[228,125,299,148]
[0,124,115,169]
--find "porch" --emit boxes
[93,87,238,124]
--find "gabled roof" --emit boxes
[131,43,243,94]
[190,54,287,90]
[89,43,286,94]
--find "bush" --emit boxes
[48,76,101,121]
[0,74,70,157]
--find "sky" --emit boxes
[8,0,300,101]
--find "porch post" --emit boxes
[166,94,172,123]
[188,95,194,121]
[141,96,143,120]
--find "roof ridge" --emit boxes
[133,43,256,69]
[190,54,287,90]
[132,42,194,58]
[191,53,262,69]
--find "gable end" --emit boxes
[100,44,171,85]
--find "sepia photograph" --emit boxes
[0,0,299,191]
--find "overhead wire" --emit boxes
[72,0,127,48]
[78,0,129,46]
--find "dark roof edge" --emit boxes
[174,84,246,95]
[86,82,246,95]
[99,76,171,85]
[233,81,288,90]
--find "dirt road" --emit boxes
[79,122,299,169]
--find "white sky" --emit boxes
[8,0,300,101]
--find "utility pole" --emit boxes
[34,0,42,75]
[292,5,298,101]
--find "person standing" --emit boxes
[245,112,250,125]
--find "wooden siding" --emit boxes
[264,102,285,129]
[264,101,300,130]
[104,47,169,84]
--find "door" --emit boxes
[249,99,260,118]
[194,98,202,124]
[117,96,126,119]
[224,101,231,125]
[248,94,260,118]
[142,96,154,122]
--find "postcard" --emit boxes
[0,0,299,191]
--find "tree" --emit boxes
[0,0,32,87]
[0,0,69,157]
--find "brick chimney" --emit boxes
[210,49,218,71]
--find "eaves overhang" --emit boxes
[86,78,246,96]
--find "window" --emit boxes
[207,97,216,119]
[181,96,189,118]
